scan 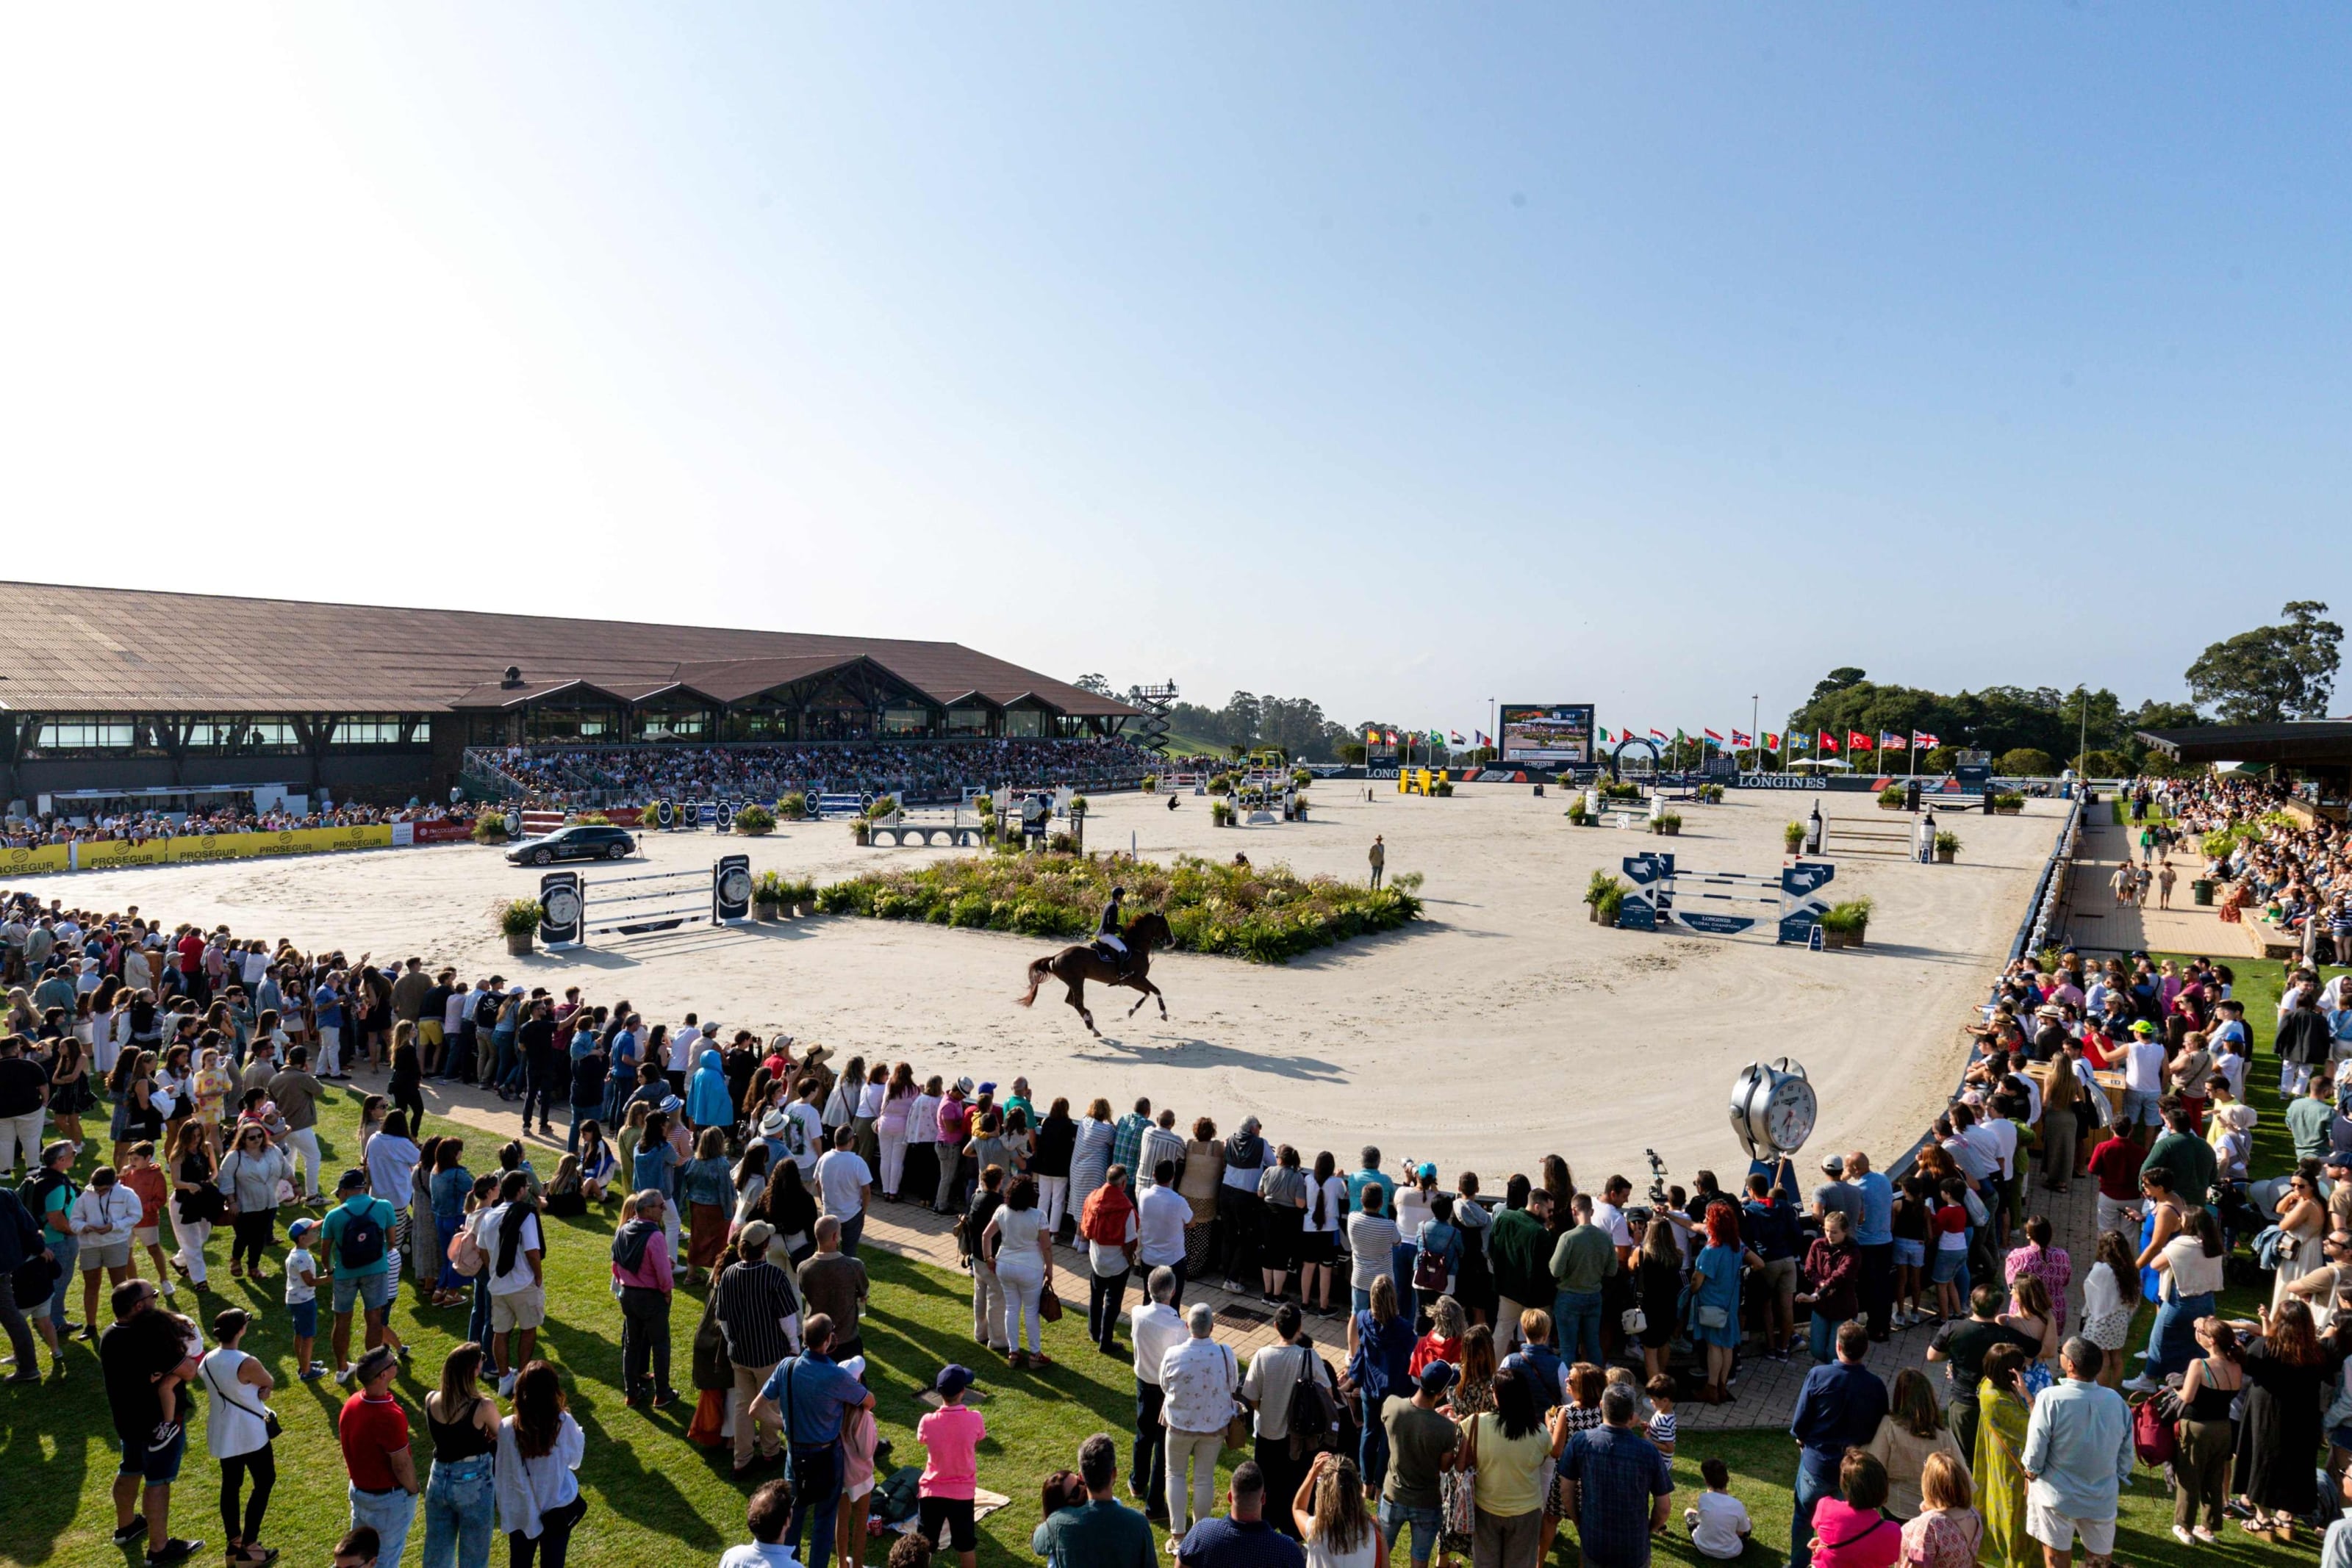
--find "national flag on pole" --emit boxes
[1847,730,1871,751]
[1878,731,1904,749]
[1912,731,1939,748]
[1731,730,1752,747]
[1649,727,1668,741]
[1703,728,1725,744]
[1761,731,1779,749]
[1818,730,1838,752]
[1449,730,1466,745]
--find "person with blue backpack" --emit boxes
[321,1168,403,1387]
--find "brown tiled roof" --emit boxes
[0,582,1137,717]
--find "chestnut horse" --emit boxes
[1015,911,1173,1036]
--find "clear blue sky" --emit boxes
[3,7,2345,738]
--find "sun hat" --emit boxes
[953,1076,975,1096]
[758,1108,792,1139]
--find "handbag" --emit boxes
[1222,1345,1251,1448]
[1696,1303,1729,1330]
[1413,1247,1449,1294]
[1039,1286,1063,1324]
[202,1356,283,1442]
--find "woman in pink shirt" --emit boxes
[917,1364,986,1568]
[1810,1450,1901,1568]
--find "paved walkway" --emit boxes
[2067,805,2274,959]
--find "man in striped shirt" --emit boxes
[712,1220,803,1477]
[1111,1099,1152,1198]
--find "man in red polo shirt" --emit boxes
[338,1346,417,1564]
[173,926,207,1006]
[2084,1124,2142,1242]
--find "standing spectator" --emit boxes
[483,1173,545,1398]
[720,1479,799,1568]
[1217,1117,1267,1287]
[0,1171,49,1381]
[1788,1323,1890,1568]
[1860,1369,1964,1520]
[1378,1360,1461,1568]
[2170,1317,2240,1543]
[1803,1450,1899,1568]
[495,1361,587,1567]
[72,1165,142,1333]
[1347,1276,1417,1495]
[2018,1339,2132,1568]
[266,1046,326,1204]
[1685,1203,1759,1405]
[917,1364,987,1568]
[103,1279,204,1567]
[1846,1151,1896,1342]
[983,1174,1054,1367]
[1896,1453,1980,1568]
[421,1342,501,1568]
[340,1345,418,1567]
[2240,1299,2331,1542]
[1032,1433,1156,1568]
[1175,1461,1302,1568]
[1742,1173,1804,1362]
[1288,1451,1376,1568]
[711,1220,803,1477]
[1139,1159,1193,1304]
[814,1127,873,1257]
[0,1033,50,1179]
[1971,1343,2034,1568]
[1923,1285,2036,1463]
[799,1216,869,1362]
[1458,1363,1552,1568]
[321,1168,401,1386]
[1558,1382,1674,1568]
[1798,1212,1862,1364]
[751,1312,876,1568]
[197,1306,281,1567]
[1161,1301,1242,1544]
[610,1189,677,1410]
[1080,1165,1139,1356]
[217,1125,290,1283]
[964,1164,1009,1354]
[1488,1182,1551,1356]
[1548,1193,1616,1367]
[1129,1265,1186,1522]
[1344,1185,1400,1315]
[1241,1303,1335,1538]
[1030,1097,1078,1242]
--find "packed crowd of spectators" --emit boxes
[9,783,2352,1568]
[2162,777,2352,956]
[1,802,471,852]
[468,738,1153,808]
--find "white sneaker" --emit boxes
[160,1281,176,1300]
[2173,1527,2194,1546]
[499,1373,517,1397]
[334,1365,356,1386]
[2121,1374,2159,1394]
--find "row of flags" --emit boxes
[1596,727,1943,752]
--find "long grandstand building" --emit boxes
[0,582,1138,811]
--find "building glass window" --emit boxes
[32,716,136,751]
[946,707,990,733]
[1004,708,1045,738]
[880,705,932,736]
[329,715,429,747]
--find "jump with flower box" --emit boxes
[1616,852,1837,943]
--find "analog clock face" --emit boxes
[543,888,581,928]
[1763,1075,1818,1151]
[720,868,753,905]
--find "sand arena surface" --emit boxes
[51,786,2062,1185]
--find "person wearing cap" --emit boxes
[1374,1356,1459,1568]
[2116,1020,2168,1143]
[712,1219,804,1475]
[339,1345,417,1568]
[1240,1303,1332,1540]
[284,1217,323,1381]
[321,1168,401,1385]
[917,1364,987,1568]
[751,1311,874,1568]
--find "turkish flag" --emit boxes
[1848,730,1872,750]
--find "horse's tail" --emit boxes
[1016,954,1052,1007]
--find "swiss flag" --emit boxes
[1818,730,1838,752]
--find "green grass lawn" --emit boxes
[6,948,2345,1568]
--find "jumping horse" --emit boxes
[1014,911,1173,1036]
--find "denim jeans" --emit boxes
[567,1105,598,1155]
[1808,1310,1847,1364]
[1358,1390,1393,1494]
[467,1284,498,1378]
[786,1444,842,1568]
[1553,1287,1604,1364]
[45,1231,77,1328]
[2146,1289,2213,1382]
[350,1484,418,1568]
[421,1453,495,1568]
[1790,1450,1838,1568]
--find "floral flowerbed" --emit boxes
[813,852,1420,963]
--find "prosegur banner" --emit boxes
[0,826,400,877]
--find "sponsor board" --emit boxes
[410,819,476,844]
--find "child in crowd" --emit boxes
[886,1531,933,1568]
[544,1155,587,1218]
[917,1364,986,1568]
[287,1217,323,1379]
[1930,1179,1972,1323]
[838,1356,879,1568]
[120,1140,173,1295]
[576,1118,617,1203]
[1643,1372,1677,1458]
[1684,1457,1751,1560]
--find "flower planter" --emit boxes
[1846,925,1868,948]
[1879,801,1907,811]
[1652,822,1680,836]
[1821,928,1849,949]
[755,899,781,922]
[1935,847,1955,863]
[505,931,534,957]
[1995,804,2023,816]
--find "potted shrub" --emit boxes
[471,807,511,844]
[1211,799,1235,827]
[1783,821,1806,854]
[1584,870,1627,925]
[1993,792,2025,815]
[1934,830,1960,864]
[734,804,777,837]
[1821,898,1874,948]
[852,818,872,846]
[778,791,808,821]
[1651,812,1682,837]
[1567,800,1591,826]
[1434,778,1454,797]
[1877,785,1907,810]
[498,898,540,957]
[753,869,788,920]
[1048,830,1078,854]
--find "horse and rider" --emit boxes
[1016,882,1171,1036]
